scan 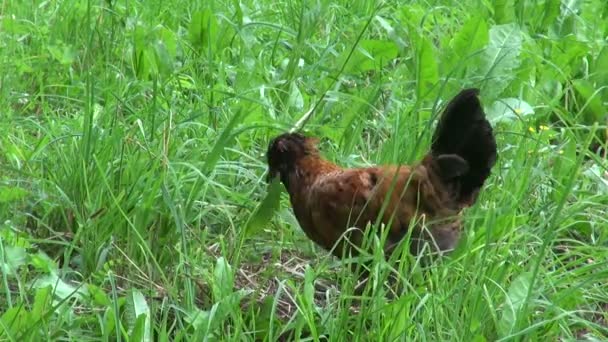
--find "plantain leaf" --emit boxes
[416,36,439,98]
[451,17,489,60]
[213,257,234,299]
[474,23,523,100]
[498,272,534,336]
[0,186,28,203]
[189,9,218,54]
[243,177,284,238]
[540,0,561,30]
[487,97,535,124]
[125,289,151,342]
[338,39,398,74]
[30,273,87,301]
[445,16,489,75]
[1,246,27,276]
[203,107,247,173]
[572,79,605,124]
[31,287,52,321]
[493,0,515,24]
[591,45,608,88]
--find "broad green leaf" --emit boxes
[471,334,488,342]
[540,37,586,83]
[446,17,489,74]
[583,164,608,194]
[450,17,489,60]
[203,107,247,173]
[580,0,608,40]
[1,16,27,35]
[416,36,439,98]
[296,264,319,335]
[338,39,398,74]
[31,286,52,321]
[591,46,608,87]
[243,177,283,238]
[125,289,151,342]
[1,245,28,276]
[540,79,563,103]
[130,314,149,342]
[30,273,87,301]
[487,97,535,123]
[159,27,178,58]
[0,307,30,337]
[338,86,382,153]
[152,38,174,77]
[88,284,111,306]
[185,289,250,337]
[475,23,523,100]
[0,186,28,203]
[553,0,581,37]
[493,0,515,24]
[303,265,315,306]
[189,9,218,54]
[30,251,56,273]
[498,272,534,336]
[103,307,118,337]
[47,44,76,65]
[287,83,304,112]
[572,79,605,124]
[375,15,394,36]
[213,257,234,299]
[132,25,152,79]
[129,290,151,341]
[540,0,561,30]
[186,307,212,333]
[251,296,280,340]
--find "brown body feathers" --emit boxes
[267,89,497,259]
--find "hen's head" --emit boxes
[266,132,318,183]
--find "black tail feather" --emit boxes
[430,88,497,205]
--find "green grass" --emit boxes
[1,0,607,340]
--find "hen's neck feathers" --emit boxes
[286,155,339,193]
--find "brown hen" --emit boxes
[266,88,497,259]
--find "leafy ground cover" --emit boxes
[1,0,607,340]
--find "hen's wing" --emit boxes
[293,165,458,258]
[289,169,371,256]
